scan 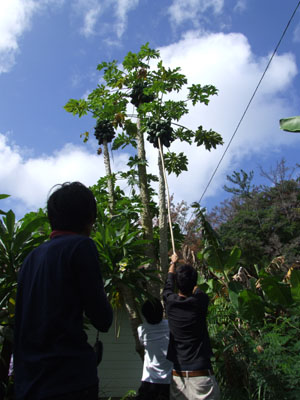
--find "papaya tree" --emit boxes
[94,119,116,214]
[64,43,223,281]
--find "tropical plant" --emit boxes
[0,205,49,397]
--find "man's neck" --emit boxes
[178,291,192,298]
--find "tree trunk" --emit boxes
[158,149,169,279]
[136,119,156,264]
[118,284,144,360]
[103,139,115,214]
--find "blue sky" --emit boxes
[1,0,300,218]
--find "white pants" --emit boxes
[170,374,220,400]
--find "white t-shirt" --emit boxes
[137,319,173,384]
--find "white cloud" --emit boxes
[234,0,247,13]
[0,0,37,73]
[81,6,102,37]
[73,0,103,37]
[0,0,64,73]
[73,0,139,39]
[114,0,139,38]
[168,0,224,26]
[293,21,300,43]
[0,133,130,215]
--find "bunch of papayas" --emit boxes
[130,81,155,107]
[94,120,115,144]
[146,119,174,148]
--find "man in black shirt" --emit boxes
[14,182,113,400]
[163,254,219,400]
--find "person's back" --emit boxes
[164,288,212,369]
[163,256,220,400]
[136,298,172,400]
[14,182,113,400]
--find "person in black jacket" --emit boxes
[163,254,220,400]
[14,182,113,400]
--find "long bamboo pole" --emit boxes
[157,137,176,254]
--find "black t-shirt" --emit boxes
[14,234,113,400]
[163,273,213,371]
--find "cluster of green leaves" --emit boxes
[90,180,161,306]
[0,207,49,328]
[92,210,156,306]
[209,167,300,270]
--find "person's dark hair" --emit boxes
[176,264,197,296]
[47,182,97,233]
[141,298,163,324]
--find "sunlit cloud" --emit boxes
[0,0,64,73]
[234,0,247,13]
[0,0,37,73]
[293,21,300,43]
[73,0,140,39]
[0,133,130,215]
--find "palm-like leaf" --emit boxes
[0,208,49,326]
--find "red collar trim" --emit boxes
[50,230,78,239]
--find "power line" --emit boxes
[197,1,300,206]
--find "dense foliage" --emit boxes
[209,162,300,270]
[193,205,300,400]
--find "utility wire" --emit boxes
[197,1,300,206]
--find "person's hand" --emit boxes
[169,253,178,273]
[170,253,179,264]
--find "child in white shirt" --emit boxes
[136,298,173,400]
